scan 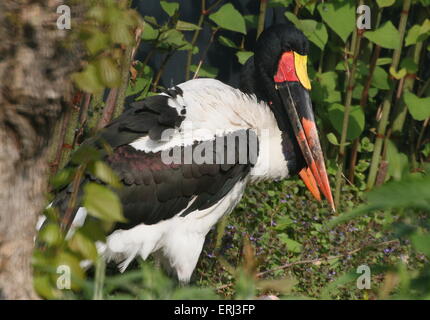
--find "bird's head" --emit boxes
[245,23,335,211]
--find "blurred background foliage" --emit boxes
[35,0,430,299]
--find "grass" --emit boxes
[192,177,418,299]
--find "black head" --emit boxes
[240,23,310,110]
[254,24,309,89]
[240,23,335,211]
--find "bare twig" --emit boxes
[256,0,268,39]
[61,164,86,232]
[215,240,399,291]
[97,88,119,129]
[192,28,218,79]
[367,0,411,189]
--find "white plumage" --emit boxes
[74,79,291,282]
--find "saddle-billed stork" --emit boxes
[50,23,334,283]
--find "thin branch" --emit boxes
[334,16,363,208]
[185,0,206,80]
[97,88,119,130]
[367,0,411,190]
[256,0,268,39]
[151,50,174,92]
[115,27,142,119]
[348,45,381,182]
[215,240,399,291]
[61,164,86,232]
[73,93,92,149]
[192,28,218,79]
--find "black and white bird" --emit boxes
[49,23,335,283]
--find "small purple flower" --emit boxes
[207,252,216,258]
[280,199,287,203]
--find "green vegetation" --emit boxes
[35,0,430,299]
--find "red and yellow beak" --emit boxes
[274,51,335,212]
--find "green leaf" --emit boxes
[83,183,125,223]
[327,132,338,145]
[143,16,158,26]
[386,140,408,181]
[160,1,179,17]
[327,132,350,147]
[209,3,246,34]
[421,143,430,158]
[244,14,258,29]
[89,161,121,188]
[85,31,110,55]
[39,223,63,246]
[376,0,395,7]
[405,19,430,46]
[364,21,401,49]
[142,22,159,41]
[34,275,59,299]
[69,231,99,261]
[274,216,294,231]
[97,57,121,88]
[405,25,421,47]
[72,64,104,94]
[127,77,148,96]
[284,12,300,25]
[404,91,430,121]
[159,29,190,50]
[110,22,133,45]
[50,167,75,189]
[127,65,153,99]
[54,252,85,290]
[313,71,341,103]
[236,51,254,65]
[328,175,430,228]
[285,13,327,50]
[190,64,218,78]
[278,234,302,253]
[176,20,201,31]
[71,144,101,165]
[218,35,238,48]
[269,0,293,7]
[79,217,107,242]
[317,2,355,42]
[328,104,365,140]
[389,66,407,80]
[371,66,391,90]
[376,57,392,66]
[302,20,328,50]
[411,233,430,258]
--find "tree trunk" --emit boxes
[0,0,79,299]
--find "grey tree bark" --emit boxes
[0,0,79,299]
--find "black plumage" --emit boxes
[52,90,258,229]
